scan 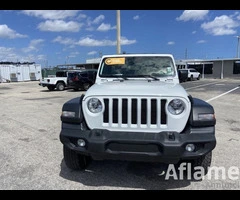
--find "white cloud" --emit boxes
[97,23,116,32]
[0,46,40,62]
[0,47,16,61]
[133,15,140,20]
[85,26,95,31]
[92,15,105,24]
[77,13,87,20]
[76,36,136,47]
[36,54,47,61]
[84,15,106,31]
[176,10,209,22]
[201,15,239,36]
[197,40,207,43]
[88,51,98,55]
[120,37,136,45]
[0,24,27,39]
[0,45,47,63]
[68,51,79,58]
[21,10,79,20]
[52,36,76,45]
[76,37,114,46]
[192,31,197,34]
[37,20,82,32]
[22,39,45,53]
[167,41,175,45]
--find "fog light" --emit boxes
[77,139,86,147]
[185,144,195,152]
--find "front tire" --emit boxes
[176,151,212,180]
[56,82,65,91]
[192,151,212,175]
[63,145,91,170]
[83,83,91,91]
[190,75,193,81]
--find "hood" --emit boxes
[84,80,189,99]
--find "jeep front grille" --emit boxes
[103,97,167,128]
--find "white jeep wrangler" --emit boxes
[39,70,68,91]
[60,54,216,175]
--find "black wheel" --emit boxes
[63,145,91,170]
[47,85,55,91]
[83,83,91,91]
[192,151,212,174]
[56,82,65,91]
[190,75,193,81]
[197,75,201,80]
[176,151,212,180]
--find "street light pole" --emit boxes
[116,10,121,54]
[236,36,240,58]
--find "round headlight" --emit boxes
[87,98,102,113]
[167,99,185,115]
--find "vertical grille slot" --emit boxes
[151,99,157,124]
[131,99,137,124]
[103,99,109,123]
[122,99,128,124]
[161,99,167,124]
[141,99,147,124]
[113,99,118,123]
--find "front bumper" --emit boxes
[39,83,53,87]
[60,124,216,164]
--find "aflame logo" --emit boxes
[163,163,239,180]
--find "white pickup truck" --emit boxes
[39,70,68,91]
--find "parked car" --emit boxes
[67,69,97,91]
[186,68,201,81]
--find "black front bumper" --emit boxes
[60,124,216,164]
[39,83,53,87]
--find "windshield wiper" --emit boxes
[136,75,160,81]
[112,74,129,81]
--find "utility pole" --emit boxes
[236,36,240,58]
[185,48,188,59]
[116,10,121,54]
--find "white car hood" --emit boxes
[84,80,189,99]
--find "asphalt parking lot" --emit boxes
[0,78,240,190]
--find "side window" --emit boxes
[80,72,88,78]
[56,71,66,77]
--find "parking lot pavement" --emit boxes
[0,78,240,190]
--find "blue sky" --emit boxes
[1,10,240,67]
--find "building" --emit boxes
[176,58,240,79]
[0,62,42,83]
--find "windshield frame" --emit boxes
[98,55,176,79]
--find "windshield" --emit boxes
[99,56,176,78]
